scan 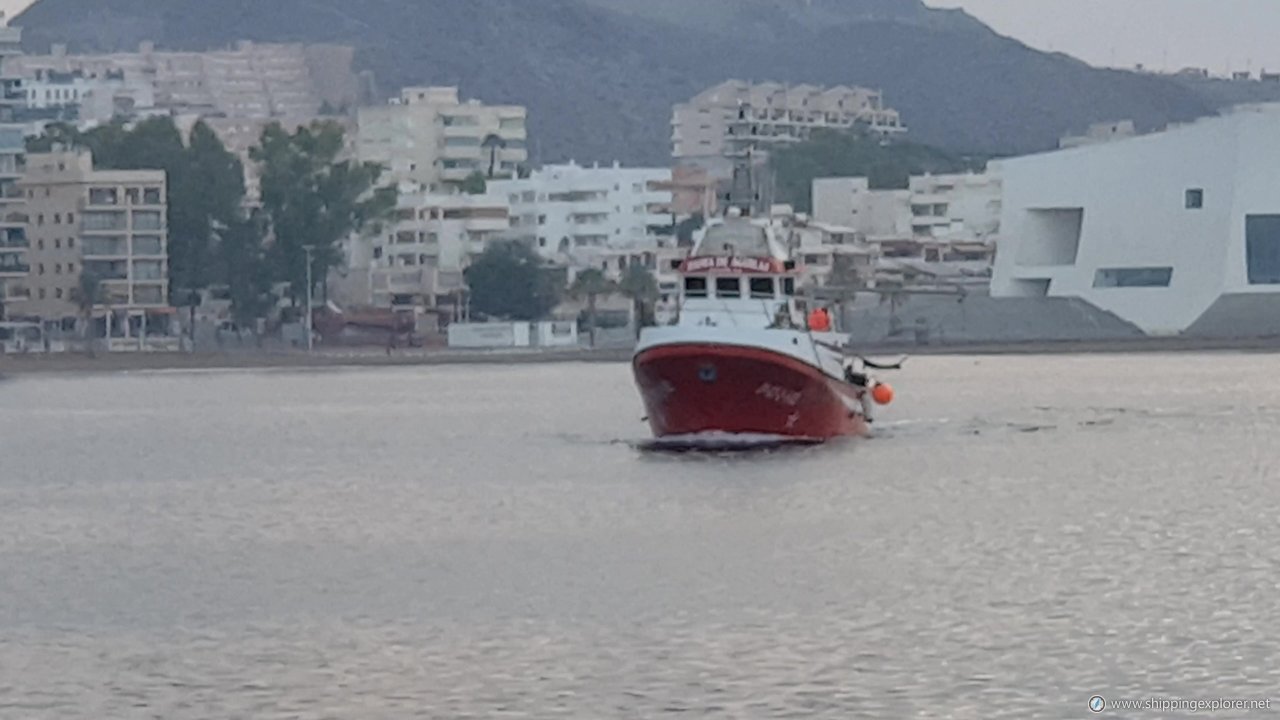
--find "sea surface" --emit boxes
[2,354,1279,719]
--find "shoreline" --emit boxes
[4,336,1280,376]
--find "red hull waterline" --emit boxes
[633,343,869,443]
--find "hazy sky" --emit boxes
[926,0,1280,74]
[0,0,31,23]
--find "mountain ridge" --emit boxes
[13,0,1226,165]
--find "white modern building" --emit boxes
[992,104,1280,336]
[489,161,674,266]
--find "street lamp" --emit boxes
[302,244,315,352]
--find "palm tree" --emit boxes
[618,264,659,339]
[568,268,615,348]
[481,134,507,179]
[72,271,105,357]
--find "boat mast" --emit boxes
[726,100,765,217]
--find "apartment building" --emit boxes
[672,80,906,170]
[13,41,358,119]
[11,150,176,348]
[488,161,673,266]
[652,164,719,221]
[360,190,511,311]
[812,172,1001,262]
[20,68,157,123]
[357,87,527,192]
[0,22,26,315]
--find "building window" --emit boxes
[749,277,775,299]
[37,239,44,250]
[37,263,44,275]
[54,238,60,249]
[133,211,163,231]
[1246,215,1280,285]
[53,213,60,224]
[67,213,75,225]
[37,214,43,226]
[1185,189,1204,209]
[715,277,742,298]
[143,187,162,205]
[38,288,45,299]
[68,237,75,249]
[68,262,75,273]
[54,263,61,274]
[1093,267,1174,288]
[55,288,63,299]
[684,276,708,298]
[89,187,118,205]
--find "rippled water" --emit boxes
[2,354,1280,718]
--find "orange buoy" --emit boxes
[872,382,895,406]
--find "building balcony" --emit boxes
[381,268,429,294]
[441,145,482,160]
[0,262,29,277]
[442,123,480,139]
[440,167,477,182]
[457,218,510,233]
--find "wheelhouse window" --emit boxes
[782,277,796,296]
[749,277,775,299]
[715,276,742,298]
[684,276,708,298]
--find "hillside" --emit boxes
[12,0,1229,165]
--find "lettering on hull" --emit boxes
[755,382,802,407]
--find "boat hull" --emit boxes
[632,342,868,441]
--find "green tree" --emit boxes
[770,129,983,213]
[71,271,104,357]
[568,268,616,348]
[459,170,487,195]
[464,240,560,320]
[25,121,82,152]
[216,211,275,331]
[618,264,659,337]
[27,117,248,305]
[251,120,395,304]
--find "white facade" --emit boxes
[489,161,673,266]
[673,80,905,166]
[357,86,527,192]
[992,104,1280,335]
[365,190,511,309]
[0,23,26,312]
[813,173,1001,243]
[13,41,358,119]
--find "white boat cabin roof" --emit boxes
[690,212,789,262]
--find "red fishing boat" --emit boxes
[632,208,899,446]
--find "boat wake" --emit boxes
[635,431,826,453]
